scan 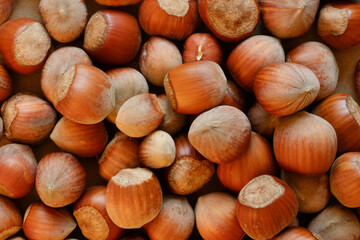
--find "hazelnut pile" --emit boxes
[0,0,360,239]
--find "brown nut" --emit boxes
[318,1,360,49]
[139,130,176,169]
[52,63,115,124]
[139,36,182,87]
[259,0,319,39]
[236,175,299,240]
[138,0,199,40]
[0,144,37,199]
[195,192,245,240]
[106,167,163,229]
[308,205,360,240]
[23,201,77,240]
[98,132,141,181]
[116,93,165,138]
[198,0,259,42]
[286,41,339,101]
[0,195,22,240]
[39,0,87,43]
[50,117,108,158]
[312,93,360,153]
[164,61,227,114]
[281,170,330,213]
[35,152,86,208]
[163,133,215,195]
[73,186,125,240]
[188,105,251,164]
[84,9,141,65]
[182,33,222,64]
[274,111,337,175]
[254,62,320,116]
[330,152,360,208]
[143,195,194,240]
[0,0,14,25]
[0,18,51,74]
[1,93,57,145]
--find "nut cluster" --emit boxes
[0,0,360,239]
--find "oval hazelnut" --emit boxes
[84,9,141,65]
[143,195,194,240]
[254,62,320,116]
[23,201,77,240]
[50,117,108,158]
[274,111,337,175]
[39,0,87,43]
[1,93,57,145]
[36,152,87,208]
[116,93,165,138]
[164,61,227,114]
[106,167,163,229]
[52,63,115,124]
[0,195,22,239]
[138,0,199,40]
[259,0,319,39]
[0,18,51,74]
[189,105,251,164]
[236,175,298,239]
[140,36,182,87]
[0,144,37,199]
[196,192,245,240]
[182,33,222,64]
